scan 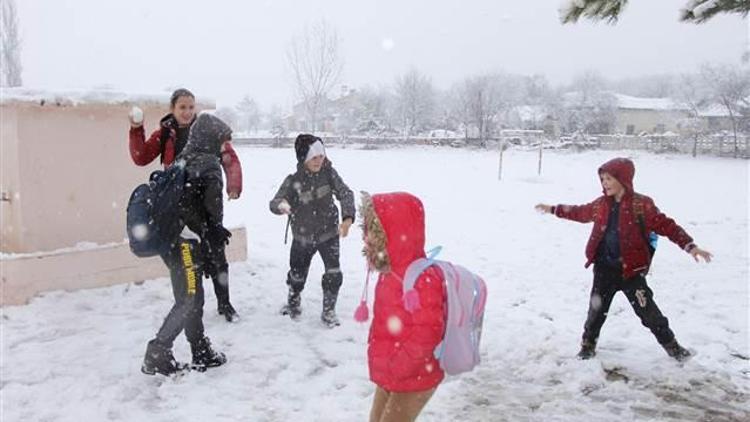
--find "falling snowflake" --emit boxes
[387,315,403,335]
[381,38,395,52]
[590,293,602,310]
[217,272,229,287]
[131,224,149,241]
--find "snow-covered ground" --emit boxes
[2,147,748,421]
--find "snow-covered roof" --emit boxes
[0,87,215,108]
[514,105,548,121]
[614,93,687,111]
[697,103,731,118]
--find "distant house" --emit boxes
[287,85,358,134]
[613,94,689,135]
[696,103,734,132]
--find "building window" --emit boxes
[655,124,666,133]
[626,124,635,135]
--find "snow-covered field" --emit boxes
[2,147,748,421]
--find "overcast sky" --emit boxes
[15,0,748,109]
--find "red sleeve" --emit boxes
[129,126,162,166]
[643,197,694,250]
[221,142,243,196]
[554,198,599,223]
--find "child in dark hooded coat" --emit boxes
[269,134,355,327]
[141,113,235,375]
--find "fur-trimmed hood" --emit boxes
[359,191,425,274]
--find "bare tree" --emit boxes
[563,71,616,134]
[286,20,343,132]
[674,73,710,157]
[394,69,435,138]
[236,96,261,133]
[449,83,473,140]
[701,63,750,158]
[0,0,22,87]
[559,0,749,24]
[214,107,239,132]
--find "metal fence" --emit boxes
[233,133,750,158]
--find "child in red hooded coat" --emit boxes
[536,157,712,362]
[359,191,446,422]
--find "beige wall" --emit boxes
[1,227,247,306]
[1,102,169,252]
[0,92,247,305]
[615,109,688,134]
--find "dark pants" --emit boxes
[287,237,342,294]
[202,243,230,307]
[154,238,205,348]
[582,265,675,346]
[183,172,231,308]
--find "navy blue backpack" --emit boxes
[126,162,187,257]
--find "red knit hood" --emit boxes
[598,157,635,195]
[371,192,426,274]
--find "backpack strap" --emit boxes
[632,194,655,258]
[402,246,442,312]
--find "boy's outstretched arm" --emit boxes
[269,176,293,215]
[535,200,598,223]
[644,199,713,263]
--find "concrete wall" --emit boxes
[0,89,247,305]
[1,100,169,252]
[1,227,247,306]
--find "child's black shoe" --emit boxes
[218,302,239,322]
[191,337,227,368]
[576,340,597,360]
[662,339,692,362]
[142,340,189,376]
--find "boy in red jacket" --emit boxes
[536,157,712,361]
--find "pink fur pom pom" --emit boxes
[354,301,369,322]
[403,289,421,312]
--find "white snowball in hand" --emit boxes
[129,106,143,124]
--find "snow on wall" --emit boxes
[0,87,215,108]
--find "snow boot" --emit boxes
[218,301,239,322]
[321,290,340,328]
[280,288,302,320]
[141,340,189,376]
[191,336,227,369]
[576,339,597,360]
[662,339,692,362]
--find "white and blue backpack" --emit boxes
[355,247,488,376]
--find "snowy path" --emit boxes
[2,147,748,421]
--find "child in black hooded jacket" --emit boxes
[141,113,235,375]
[270,134,355,327]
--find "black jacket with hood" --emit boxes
[270,158,355,245]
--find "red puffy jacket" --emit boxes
[368,192,446,392]
[555,158,695,279]
[128,118,243,196]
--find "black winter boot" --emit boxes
[191,337,227,368]
[662,339,692,362]
[576,339,597,360]
[280,288,302,320]
[218,302,239,322]
[321,290,340,328]
[142,340,189,376]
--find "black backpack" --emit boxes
[126,163,186,257]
